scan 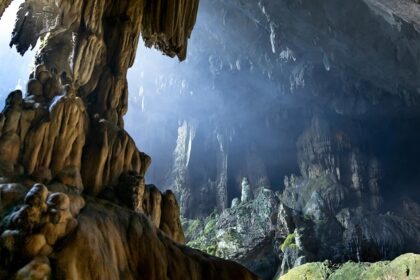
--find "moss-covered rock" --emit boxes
[280,233,296,252]
[279,253,420,280]
[278,261,332,280]
[182,187,280,279]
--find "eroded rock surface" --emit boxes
[184,115,420,279]
[0,184,257,280]
[0,0,258,279]
[278,253,420,280]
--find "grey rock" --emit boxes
[231,197,240,208]
[241,177,253,203]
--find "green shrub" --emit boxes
[281,233,296,252]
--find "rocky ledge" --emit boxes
[279,253,420,280]
[183,114,420,279]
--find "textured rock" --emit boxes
[296,115,382,209]
[186,167,420,279]
[231,198,240,208]
[142,0,200,60]
[278,253,420,280]
[170,122,233,218]
[10,0,199,128]
[81,117,150,195]
[184,186,280,279]
[160,190,186,243]
[0,186,258,280]
[0,0,259,279]
[241,177,253,203]
[0,0,12,18]
[99,172,185,243]
[23,86,87,176]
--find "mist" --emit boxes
[1,0,419,218]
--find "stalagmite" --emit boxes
[0,0,258,279]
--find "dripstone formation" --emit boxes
[0,0,257,279]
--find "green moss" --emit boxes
[280,253,420,280]
[328,262,366,280]
[181,218,204,242]
[362,253,420,279]
[188,238,218,255]
[278,262,331,280]
[203,217,217,235]
[280,233,296,252]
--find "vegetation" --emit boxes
[279,253,420,280]
[281,233,297,252]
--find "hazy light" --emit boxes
[0,0,37,105]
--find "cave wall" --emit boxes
[122,0,420,219]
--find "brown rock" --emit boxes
[56,166,84,193]
[0,0,12,19]
[35,65,48,76]
[36,70,52,85]
[1,90,23,136]
[82,118,149,195]
[0,132,20,165]
[24,233,48,257]
[160,190,185,244]
[26,79,43,96]
[51,198,259,280]
[142,0,200,61]
[0,1,259,278]
[31,167,52,185]
[0,183,27,211]
[45,183,86,216]
[24,184,49,211]
[23,91,87,176]
[15,256,51,280]
[43,77,62,99]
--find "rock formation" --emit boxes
[183,116,420,279]
[278,253,420,280]
[123,0,420,221]
[0,0,258,279]
[183,185,281,279]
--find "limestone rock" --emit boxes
[231,197,240,208]
[0,183,27,212]
[31,167,52,185]
[0,132,20,165]
[278,253,420,280]
[0,187,258,280]
[0,0,12,18]
[26,79,43,97]
[297,115,382,210]
[110,172,184,243]
[56,166,84,194]
[241,177,253,203]
[43,77,62,100]
[22,89,87,176]
[81,118,150,195]
[0,0,259,279]
[15,256,51,280]
[160,190,185,244]
[142,0,200,61]
[185,187,279,279]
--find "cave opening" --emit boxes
[0,0,419,279]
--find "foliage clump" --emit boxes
[281,233,297,252]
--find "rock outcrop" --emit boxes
[183,186,281,279]
[183,114,420,279]
[0,0,258,279]
[0,184,257,280]
[296,115,382,210]
[278,253,420,280]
